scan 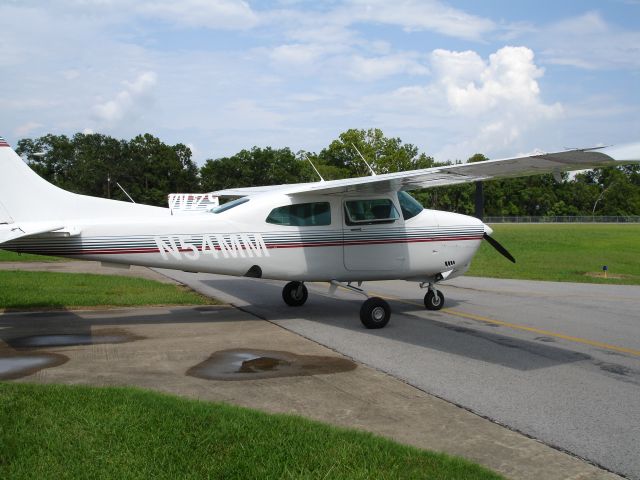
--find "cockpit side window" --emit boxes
[397,191,423,220]
[266,202,331,226]
[344,198,399,225]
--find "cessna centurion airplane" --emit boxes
[1,136,639,328]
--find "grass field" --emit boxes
[0,383,502,480]
[0,271,217,310]
[0,249,63,262]
[468,224,640,285]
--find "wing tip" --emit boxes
[599,142,640,163]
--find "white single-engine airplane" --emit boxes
[1,136,639,328]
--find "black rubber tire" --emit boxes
[282,281,308,307]
[424,290,445,310]
[360,297,391,329]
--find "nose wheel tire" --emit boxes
[360,297,391,329]
[424,290,445,310]
[282,281,308,306]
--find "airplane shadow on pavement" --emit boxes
[201,278,591,372]
[0,305,250,380]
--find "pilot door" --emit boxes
[342,197,406,271]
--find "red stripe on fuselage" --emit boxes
[57,235,482,255]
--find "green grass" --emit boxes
[468,224,640,284]
[0,271,216,310]
[0,383,503,480]
[0,249,64,262]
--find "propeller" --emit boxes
[483,232,516,263]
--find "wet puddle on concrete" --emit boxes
[0,351,68,380]
[187,349,357,381]
[7,329,143,349]
[1,328,141,379]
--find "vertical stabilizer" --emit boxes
[0,135,169,223]
[0,199,14,224]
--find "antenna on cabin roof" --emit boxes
[116,182,136,203]
[351,143,377,176]
[305,155,325,182]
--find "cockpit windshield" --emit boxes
[397,191,423,220]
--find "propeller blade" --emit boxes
[483,233,516,263]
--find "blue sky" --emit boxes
[1,0,639,164]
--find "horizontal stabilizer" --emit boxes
[0,222,78,245]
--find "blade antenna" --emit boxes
[306,155,325,182]
[116,182,136,203]
[352,143,377,176]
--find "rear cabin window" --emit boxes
[344,199,400,225]
[210,197,249,214]
[266,202,331,226]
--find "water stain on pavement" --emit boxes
[597,362,631,376]
[187,349,357,381]
[535,336,556,343]
[0,350,68,380]
[7,329,143,349]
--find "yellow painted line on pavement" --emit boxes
[440,308,640,357]
[312,282,640,357]
[361,288,640,358]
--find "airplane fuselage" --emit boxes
[4,193,485,283]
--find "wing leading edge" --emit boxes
[211,142,640,197]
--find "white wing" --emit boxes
[212,143,640,197]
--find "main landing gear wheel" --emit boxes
[282,281,308,307]
[360,297,391,329]
[424,290,445,310]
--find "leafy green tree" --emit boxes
[71,133,128,199]
[123,134,200,206]
[16,133,199,207]
[15,129,639,215]
[16,134,76,189]
[315,128,436,179]
[589,166,640,215]
[200,147,315,192]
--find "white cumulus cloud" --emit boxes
[137,0,259,30]
[432,46,559,117]
[14,121,43,137]
[360,46,564,161]
[431,46,563,159]
[93,71,158,124]
[346,0,496,41]
[538,12,640,70]
[348,53,429,80]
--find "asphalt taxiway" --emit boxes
[162,270,640,480]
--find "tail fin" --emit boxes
[0,136,168,226]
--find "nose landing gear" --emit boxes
[422,283,445,310]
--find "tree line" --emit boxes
[16,129,640,216]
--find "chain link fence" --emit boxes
[483,216,640,223]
